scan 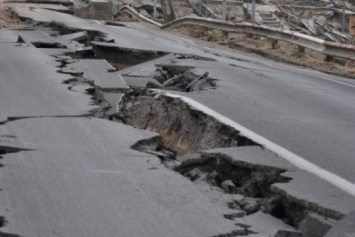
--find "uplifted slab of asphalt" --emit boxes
[274,171,355,216]
[68,59,128,89]
[19,30,59,45]
[55,31,88,42]
[100,92,123,115]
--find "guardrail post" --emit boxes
[297,45,305,55]
[222,30,228,40]
[271,39,278,49]
[222,0,227,20]
[153,0,157,18]
[346,59,354,68]
[252,0,256,22]
[324,55,334,62]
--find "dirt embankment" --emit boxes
[0,4,24,29]
[168,25,355,79]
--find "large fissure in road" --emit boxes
[116,90,257,155]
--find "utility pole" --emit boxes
[222,0,226,20]
[153,0,157,19]
[252,0,256,22]
[342,0,346,32]
[168,0,176,20]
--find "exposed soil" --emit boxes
[116,90,257,156]
[116,11,139,22]
[0,4,25,29]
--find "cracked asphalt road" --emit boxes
[1,5,355,237]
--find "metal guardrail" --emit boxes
[118,5,355,61]
[119,5,163,27]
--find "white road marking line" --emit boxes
[93,20,102,25]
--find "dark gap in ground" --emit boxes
[68,49,96,59]
[213,228,258,237]
[49,22,104,46]
[0,217,5,227]
[0,116,31,126]
[104,21,127,27]
[56,69,83,77]
[92,45,168,70]
[16,36,25,43]
[56,58,74,69]
[31,42,66,48]
[84,88,115,117]
[0,146,31,156]
[131,136,176,161]
[17,33,66,49]
[54,56,95,93]
[0,232,22,237]
[176,54,217,61]
[62,76,93,92]
[48,22,171,71]
[175,152,342,231]
[63,78,80,84]
[0,217,21,236]
[0,215,21,237]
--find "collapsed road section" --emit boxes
[1,5,355,237]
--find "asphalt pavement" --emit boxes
[1,5,355,237]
